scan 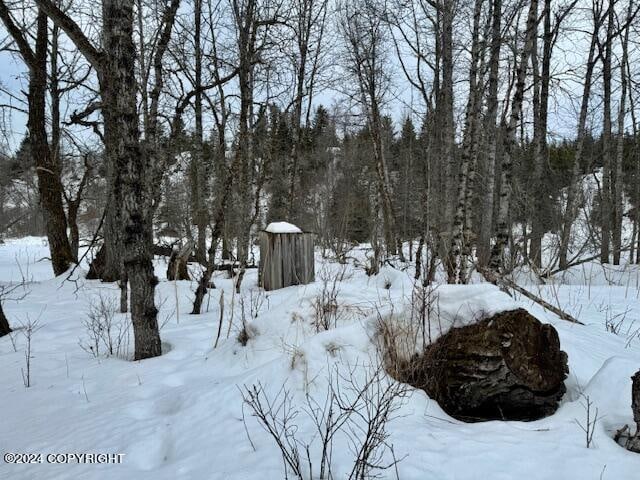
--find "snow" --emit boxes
[1,239,640,479]
[264,221,303,234]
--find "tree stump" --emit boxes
[86,244,108,280]
[398,308,568,422]
[628,370,640,453]
[167,242,193,281]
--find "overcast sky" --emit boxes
[0,1,635,155]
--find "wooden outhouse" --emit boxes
[259,222,315,291]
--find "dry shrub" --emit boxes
[377,282,441,382]
[79,294,131,359]
[312,264,349,332]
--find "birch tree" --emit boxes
[599,0,615,264]
[612,0,636,264]
[489,0,539,273]
[477,0,502,268]
[449,0,485,284]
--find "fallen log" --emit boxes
[480,268,583,325]
[214,263,258,272]
[396,309,569,422]
[154,244,198,263]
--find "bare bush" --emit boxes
[20,316,41,388]
[322,236,354,265]
[312,265,348,332]
[237,293,259,346]
[241,364,406,479]
[378,282,440,379]
[575,394,599,448]
[248,287,269,319]
[79,294,131,359]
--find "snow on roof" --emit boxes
[265,221,303,234]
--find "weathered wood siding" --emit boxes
[259,232,315,291]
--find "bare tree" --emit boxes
[35,0,172,359]
[339,0,402,265]
[489,0,539,273]
[599,0,616,264]
[0,2,74,276]
[284,0,329,221]
[448,0,486,284]
[612,0,637,264]
[477,0,502,268]
[558,0,605,271]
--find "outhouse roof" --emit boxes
[264,222,303,234]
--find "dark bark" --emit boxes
[67,199,80,262]
[393,309,568,422]
[32,12,74,276]
[36,0,164,359]
[64,156,91,262]
[0,302,11,337]
[86,243,107,280]
[628,370,640,452]
[167,242,193,281]
[101,0,161,359]
[0,4,74,276]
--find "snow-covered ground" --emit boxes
[1,237,640,479]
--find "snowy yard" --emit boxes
[1,237,640,480]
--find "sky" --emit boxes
[0,0,635,155]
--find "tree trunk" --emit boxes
[489,0,538,273]
[558,9,600,270]
[449,0,484,284]
[285,0,316,220]
[35,0,164,359]
[600,2,614,265]
[629,55,640,264]
[529,0,552,268]
[0,4,75,276]
[167,241,193,281]
[0,301,11,337]
[101,0,160,359]
[33,12,74,276]
[191,0,208,264]
[67,200,80,261]
[613,1,631,265]
[477,0,502,268]
[440,0,455,278]
[628,370,640,452]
